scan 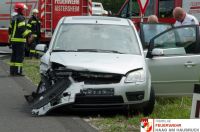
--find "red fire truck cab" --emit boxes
[117,0,200,29]
[0,0,92,46]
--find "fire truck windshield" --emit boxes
[119,0,175,19]
[119,0,154,17]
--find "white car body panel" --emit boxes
[147,55,200,96]
[92,2,107,16]
[50,52,144,74]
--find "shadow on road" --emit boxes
[43,106,137,118]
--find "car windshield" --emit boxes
[53,24,141,55]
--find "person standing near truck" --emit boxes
[141,15,159,48]
[147,15,159,23]
[173,7,199,27]
[9,3,33,76]
[27,9,41,58]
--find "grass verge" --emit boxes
[23,58,192,132]
[23,57,40,85]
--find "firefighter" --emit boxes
[27,8,41,58]
[9,3,33,76]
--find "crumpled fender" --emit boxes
[31,78,84,116]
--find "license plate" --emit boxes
[81,88,114,96]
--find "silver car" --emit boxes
[33,16,155,116]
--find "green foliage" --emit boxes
[89,97,192,131]
[23,58,40,85]
[93,0,125,14]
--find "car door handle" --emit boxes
[184,62,196,68]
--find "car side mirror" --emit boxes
[147,47,186,58]
[152,48,164,56]
[146,48,163,58]
[35,44,47,53]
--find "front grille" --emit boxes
[73,72,122,84]
[55,70,122,84]
[75,95,124,104]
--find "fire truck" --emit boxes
[117,0,200,29]
[0,0,92,46]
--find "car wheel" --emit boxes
[142,87,155,116]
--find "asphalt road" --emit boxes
[0,55,98,132]
[0,46,11,53]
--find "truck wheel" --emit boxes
[142,87,155,116]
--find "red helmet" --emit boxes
[14,3,28,13]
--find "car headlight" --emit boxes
[125,70,145,83]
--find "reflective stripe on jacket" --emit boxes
[9,13,31,43]
[9,62,23,67]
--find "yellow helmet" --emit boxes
[32,9,39,14]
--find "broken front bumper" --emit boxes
[31,78,84,116]
[27,76,148,116]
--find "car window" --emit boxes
[53,24,141,55]
[140,23,172,49]
[152,26,198,54]
[92,3,101,8]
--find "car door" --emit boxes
[146,25,200,96]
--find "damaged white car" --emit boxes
[27,16,155,116]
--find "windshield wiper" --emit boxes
[52,49,77,52]
[52,49,124,54]
[77,49,124,54]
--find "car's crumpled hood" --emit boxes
[50,52,144,75]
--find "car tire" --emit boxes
[142,87,155,116]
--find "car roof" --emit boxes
[62,16,131,26]
[92,2,102,5]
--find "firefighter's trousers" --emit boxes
[30,38,39,58]
[10,42,25,75]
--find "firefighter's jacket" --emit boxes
[9,13,31,43]
[27,15,41,39]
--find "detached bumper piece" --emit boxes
[25,77,84,116]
